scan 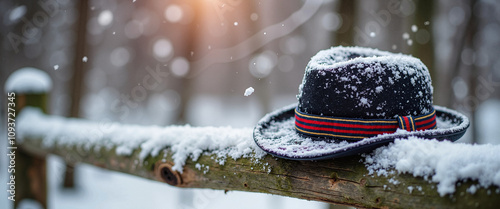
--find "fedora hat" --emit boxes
[253,46,469,160]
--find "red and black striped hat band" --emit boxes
[295,108,437,141]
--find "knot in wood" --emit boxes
[360,178,367,186]
[156,163,182,186]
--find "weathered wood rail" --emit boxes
[9,80,500,209]
[18,135,500,209]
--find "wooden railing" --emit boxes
[8,75,500,209]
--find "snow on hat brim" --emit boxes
[253,103,469,160]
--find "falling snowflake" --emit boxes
[244,87,254,96]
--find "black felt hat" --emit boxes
[253,46,469,160]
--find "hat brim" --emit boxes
[253,103,470,160]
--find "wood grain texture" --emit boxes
[18,135,500,209]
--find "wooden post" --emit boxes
[6,69,51,209]
[13,94,49,209]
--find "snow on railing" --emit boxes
[17,107,266,172]
[364,138,500,196]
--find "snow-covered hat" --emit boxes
[253,46,469,160]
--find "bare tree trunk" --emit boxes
[464,0,480,143]
[174,2,200,125]
[254,1,272,116]
[334,0,357,46]
[64,0,89,188]
[438,0,479,143]
[69,0,89,118]
[440,1,476,108]
[412,0,436,87]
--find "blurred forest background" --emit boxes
[1,0,500,208]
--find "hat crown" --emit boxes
[297,46,433,119]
